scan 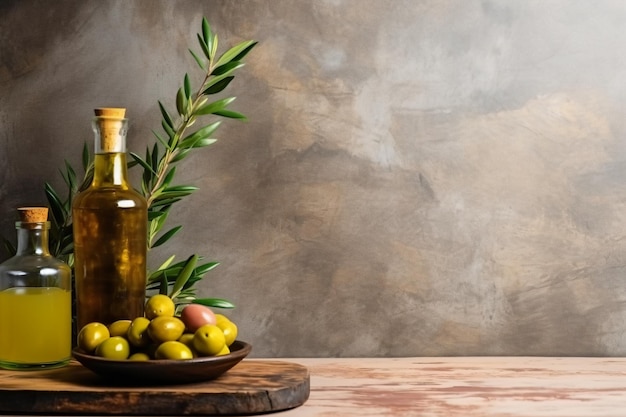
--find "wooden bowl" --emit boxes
[72,340,252,385]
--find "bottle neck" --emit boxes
[92,152,131,188]
[15,222,51,256]
[91,115,131,188]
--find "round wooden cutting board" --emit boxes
[0,359,309,415]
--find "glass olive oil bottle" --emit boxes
[0,207,71,369]
[72,108,147,329]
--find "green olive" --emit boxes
[77,322,110,354]
[145,294,176,320]
[108,319,132,337]
[128,352,151,361]
[95,336,130,360]
[127,317,151,348]
[216,345,230,356]
[147,316,185,343]
[178,332,194,347]
[154,341,194,360]
[216,319,238,347]
[193,324,226,356]
[177,333,198,357]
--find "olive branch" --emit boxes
[4,18,256,312]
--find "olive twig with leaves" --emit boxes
[134,19,256,309]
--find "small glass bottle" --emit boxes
[0,207,72,370]
[72,107,147,330]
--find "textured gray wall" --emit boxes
[2,0,626,357]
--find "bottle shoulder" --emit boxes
[0,254,71,273]
[73,187,147,209]
[0,255,71,291]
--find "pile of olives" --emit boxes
[76,294,238,360]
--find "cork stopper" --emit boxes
[94,107,126,118]
[94,107,127,153]
[18,207,48,223]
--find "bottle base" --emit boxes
[0,358,70,371]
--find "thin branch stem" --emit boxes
[144,57,217,208]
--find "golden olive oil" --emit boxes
[0,287,71,366]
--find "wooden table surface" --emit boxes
[266,356,626,417]
[6,356,626,416]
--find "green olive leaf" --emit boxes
[193,298,235,309]
[176,87,187,116]
[184,73,191,99]
[152,130,169,148]
[148,210,167,221]
[203,76,235,95]
[230,41,258,62]
[161,120,176,140]
[190,138,217,148]
[202,18,212,49]
[210,33,219,60]
[162,166,177,187]
[170,148,191,163]
[211,61,244,76]
[194,261,220,275]
[158,100,174,129]
[169,254,198,299]
[64,160,77,185]
[81,141,91,171]
[142,148,152,189]
[195,97,236,115]
[214,40,257,68]
[189,48,205,70]
[156,254,176,271]
[180,121,220,147]
[152,225,183,248]
[213,109,247,120]
[44,183,66,225]
[129,152,157,176]
[197,33,211,60]
[149,197,182,208]
[159,272,169,295]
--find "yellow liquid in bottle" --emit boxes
[0,287,71,368]
[73,153,147,329]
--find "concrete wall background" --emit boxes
[2,0,626,357]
